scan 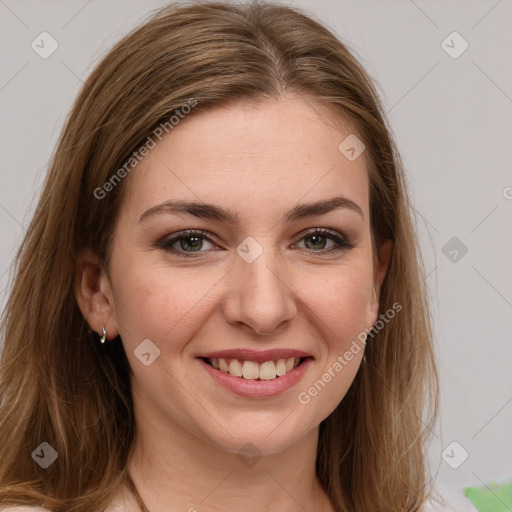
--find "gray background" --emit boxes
[1,0,511,504]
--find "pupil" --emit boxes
[181,236,202,252]
[306,234,326,250]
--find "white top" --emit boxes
[0,508,47,511]
[0,506,479,512]
[0,490,480,512]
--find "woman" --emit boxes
[0,1,439,511]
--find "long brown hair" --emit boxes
[0,2,438,511]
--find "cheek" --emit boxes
[111,258,224,349]
[293,268,371,418]
[295,263,374,348]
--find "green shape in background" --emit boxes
[464,481,512,512]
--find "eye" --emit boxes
[294,228,353,254]
[156,230,217,259]
[156,228,353,259]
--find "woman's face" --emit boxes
[100,94,389,456]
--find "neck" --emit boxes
[123,387,334,512]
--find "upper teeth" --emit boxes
[210,357,301,380]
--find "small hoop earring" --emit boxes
[99,326,107,344]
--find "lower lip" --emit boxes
[198,357,313,398]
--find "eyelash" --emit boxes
[155,228,354,259]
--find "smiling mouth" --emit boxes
[202,357,308,381]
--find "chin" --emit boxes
[196,410,320,459]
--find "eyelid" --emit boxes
[156,227,353,258]
[155,229,218,256]
[295,227,348,242]
[292,227,353,251]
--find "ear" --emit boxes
[366,239,393,329]
[74,248,119,340]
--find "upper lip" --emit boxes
[197,349,313,363]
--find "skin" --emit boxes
[75,93,392,512]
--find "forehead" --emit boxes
[120,95,370,222]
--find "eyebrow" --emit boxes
[138,195,364,223]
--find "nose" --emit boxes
[223,243,297,336]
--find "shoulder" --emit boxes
[0,507,47,512]
[422,491,479,512]
[0,483,135,512]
